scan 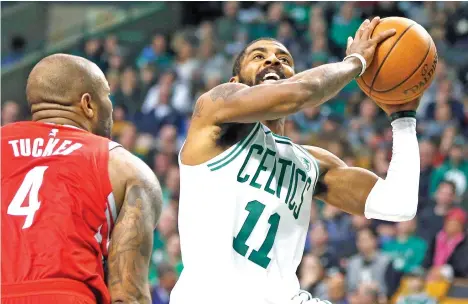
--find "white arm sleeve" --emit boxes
[364,117,420,222]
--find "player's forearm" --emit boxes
[204,58,361,124]
[316,118,420,219]
[287,57,362,108]
[364,117,420,221]
[108,183,155,304]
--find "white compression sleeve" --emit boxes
[364,117,420,222]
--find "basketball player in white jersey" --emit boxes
[171,17,422,304]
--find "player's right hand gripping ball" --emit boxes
[357,17,437,105]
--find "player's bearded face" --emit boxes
[95,103,113,139]
[239,65,287,86]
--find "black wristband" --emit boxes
[389,110,417,122]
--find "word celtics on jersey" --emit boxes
[172,122,320,304]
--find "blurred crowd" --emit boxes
[2,2,468,304]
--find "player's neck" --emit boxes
[263,118,285,136]
[33,117,87,132]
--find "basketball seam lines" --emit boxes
[369,23,416,95]
[373,34,432,93]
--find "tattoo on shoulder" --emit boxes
[209,84,239,103]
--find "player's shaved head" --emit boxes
[27,54,104,107]
[26,53,113,138]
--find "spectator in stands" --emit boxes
[326,273,348,304]
[139,64,157,100]
[397,268,437,304]
[306,222,340,274]
[152,208,177,271]
[368,1,406,19]
[137,33,172,70]
[140,70,186,134]
[117,124,137,153]
[166,234,183,277]
[307,32,329,69]
[291,106,326,143]
[419,140,437,210]
[107,53,124,74]
[283,2,310,33]
[146,69,189,115]
[81,37,107,72]
[1,101,20,126]
[348,282,382,304]
[322,205,354,256]
[111,105,132,138]
[276,19,301,60]
[2,35,26,67]
[338,215,373,263]
[396,267,437,304]
[329,2,361,57]
[173,37,199,88]
[152,152,174,182]
[102,35,127,67]
[424,208,468,281]
[382,219,427,274]
[151,263,177,304]
[107,70,121,100]
[431,140,468,198]
[348,98,380,150]
[418,180,457,243]
[425,79,465,130]
[156,124,180,155]
[299,254,328,300]
[215,2,240,46]
[162,166,180,205]
[346,228,392,296]
[195,39,227,88]
[113,67,142,118]
[423,101,456,140]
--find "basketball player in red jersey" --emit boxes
[1,54,162,304]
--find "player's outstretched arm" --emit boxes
[308,99,421,222]
[107,147,163,304]
[194,17,395,125]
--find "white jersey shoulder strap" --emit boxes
[108,141,121,151]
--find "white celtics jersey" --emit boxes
[171,123,320,304]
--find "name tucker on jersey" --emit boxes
[236,143,313,220]
[8,138,83,157]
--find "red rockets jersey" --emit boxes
[1,121,119,304]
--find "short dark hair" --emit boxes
[232,37,280,77]
[358,227,378,239]
[439,180,457,193]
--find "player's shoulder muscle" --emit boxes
[301,145,347,174]
[108,146,162,227]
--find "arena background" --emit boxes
[2,2,468,303]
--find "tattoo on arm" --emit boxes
[193,99,205,118]
[108,182,160,304]
[209,84,239,103]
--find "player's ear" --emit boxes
[230,76,239,83]
[80,93,95,119]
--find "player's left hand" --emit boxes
[374,96,421,116]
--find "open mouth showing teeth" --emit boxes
[263,73,280,81]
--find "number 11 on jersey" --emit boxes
[233,200,280,269]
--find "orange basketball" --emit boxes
[356,17,438,105]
